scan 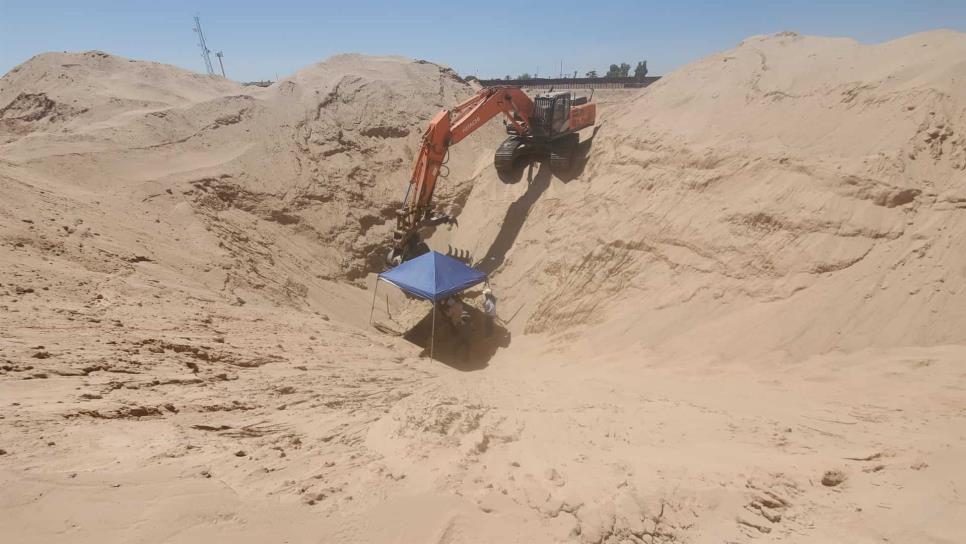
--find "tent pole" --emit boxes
[368,279,380,326]
[430,302,436,361]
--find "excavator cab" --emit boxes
[513,90,594,172]
[496,90,595,174]
[530,92,573,139]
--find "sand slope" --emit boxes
[2,32,966,544]
[454,30,966,362]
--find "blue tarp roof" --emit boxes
[379,251,486,301]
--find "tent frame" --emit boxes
[369,252,486,363]
[369,277,438,361]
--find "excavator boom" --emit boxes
[390,87,534,263]
[388,85,596,265]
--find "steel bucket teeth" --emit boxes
[446,246,472,264]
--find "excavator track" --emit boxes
[550,133,579,172]
[494,136,522,173]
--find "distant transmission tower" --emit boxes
[192,15,215,75]
[215,51,226,77]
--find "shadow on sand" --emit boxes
[475,124,602,275]
[475,162,552,274]
[403,305,510,371]
[400,126,603,369]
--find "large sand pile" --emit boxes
[0,51,496,312]
[454,30,966,362]
[2,31,965,544]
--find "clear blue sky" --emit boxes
[2,0,965,82]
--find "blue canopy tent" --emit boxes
[370,251,487,359]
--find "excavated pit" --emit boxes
[3,32,966,543]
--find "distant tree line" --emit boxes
[592,61,647,79]
[501,60,647,81]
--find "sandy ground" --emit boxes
[2,32,965,543]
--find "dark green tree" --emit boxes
[516,73,532,80]
[605,63,631,77]
[634,60,648,79]
[585,70,598,78]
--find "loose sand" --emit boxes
[1,31,965,543]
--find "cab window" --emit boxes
[552,95,570,135]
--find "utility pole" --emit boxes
[192,15,215,76]
[215,51,226,77]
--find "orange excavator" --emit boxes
[387,86,596,265]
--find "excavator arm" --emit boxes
[390,86,535,264]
